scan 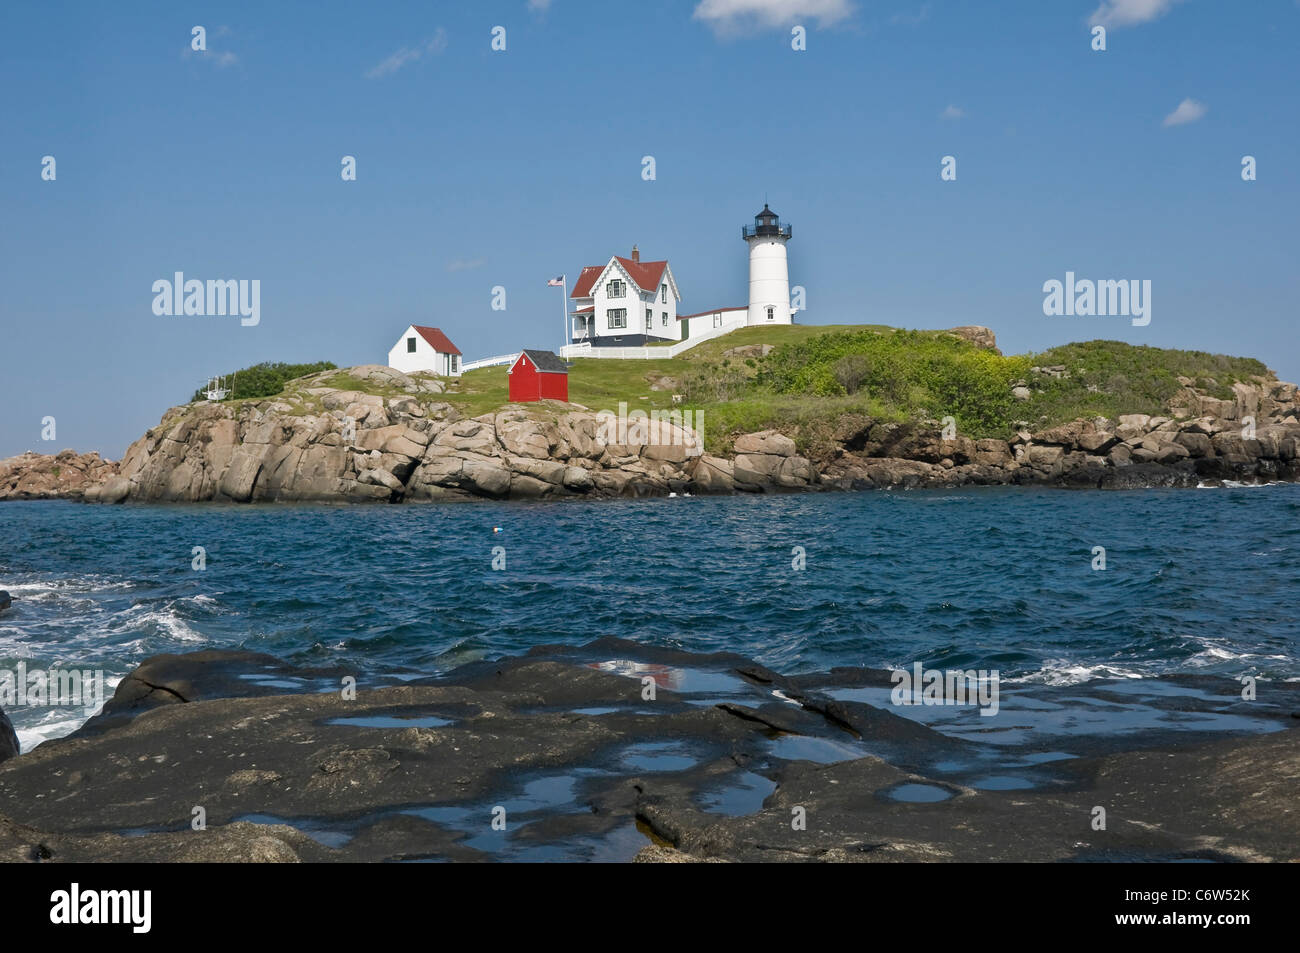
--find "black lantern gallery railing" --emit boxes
[742,222,792,239]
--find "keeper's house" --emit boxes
[388,325,463,376]
[569,246,681,347]
[508,349,569,403]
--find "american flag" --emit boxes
[547,276,564,286]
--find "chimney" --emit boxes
[630,244,640,263]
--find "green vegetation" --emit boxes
[1018,340,1268,426]
[754,328,1031,436]
[190,361,337,403]
[239,325,1271,456]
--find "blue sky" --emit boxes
[2,0,1298,458]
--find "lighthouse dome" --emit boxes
[742,203,792,240]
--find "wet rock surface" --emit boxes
[0,638,1294,863]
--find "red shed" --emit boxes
[508,349,569,403]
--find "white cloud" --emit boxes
[940,104,965,120]
[1162,97,1207,126]
[1088,0,1184,29]
[446,258,487,273]
[213,51,238,68]
[528,0,553,10]
[693,0,854,33]
[366,28,448,79]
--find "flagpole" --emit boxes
[560,274,568,356]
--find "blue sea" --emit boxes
[3,486,1299,750]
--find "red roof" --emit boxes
[615,256,667,294]
[677,306,746,320]
[411,325,461,355]
[570,257,669,298]
[570,266,604,298]
[572,306,594,314]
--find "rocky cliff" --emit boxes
[78,365,729,503]
[818,372,1300,490]
[4,364,1300,505]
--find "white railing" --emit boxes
[461,352,520,372]
[560,317,747,361]
[462,318,752,371]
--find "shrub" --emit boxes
[190,361,337,403]
[833,354,870,394]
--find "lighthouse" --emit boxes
[742,203,794,326]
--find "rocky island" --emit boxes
[3,326,1299,504]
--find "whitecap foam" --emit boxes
[15,712,94,752]
[75,599,210,646]
[1,575,136,596]
[7,675,122,750]
[1007,659,1145,687]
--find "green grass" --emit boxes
[444,357,683,419]
[677,324,893,364]
[446,365,511,417]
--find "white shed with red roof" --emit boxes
[388,325,463,377]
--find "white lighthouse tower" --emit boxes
[742,203,794,326]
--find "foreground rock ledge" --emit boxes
[1,639,1296,863]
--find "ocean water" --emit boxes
[2,486,1299,750]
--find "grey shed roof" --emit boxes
[519,349,569,374]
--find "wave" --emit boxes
[1007,659,1146,686]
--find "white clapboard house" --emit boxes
[569,246,682,347]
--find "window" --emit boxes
[407,337,417,353]
[607,279,625,298]
[712,313,722,328]
[661,312,668,326]
[767,306,775,321]
[661,284,667,304]
[608,308,627,329]
[646,308,653,329]
[451,355,459,373]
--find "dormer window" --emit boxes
[607,279,625,298]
